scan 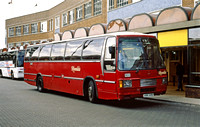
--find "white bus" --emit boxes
[0,50,25,79]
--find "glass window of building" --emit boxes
[69,10,74,24]
[189,44,200,85]
[23,25,29,35]
[108,0,114,11]
[8,43,14,48]
[84,2,92,19]
[15,42,21,48]
[8,27,14,37]
[132,0,141,3]
[55,16,60,29]
[62,13,68,26]
[40,21,47,32]
[94,0,102,16]
[49,19,53,31]
[16,26,21,36]
[76,6,83,21]
[31,23,38,33]
[117,0,128,7]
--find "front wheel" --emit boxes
[36,76,45,92]
[88,80,97,103]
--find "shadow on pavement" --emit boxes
[30,88,165,109]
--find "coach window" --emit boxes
[82,38,104,60]
[0,53,3,61]
[25,48,31,61]
[104,37,116,71]
[30,46,41,61]
[9,52,16,66]
[51,42,66,60]
[39,45,52,61]
[65,41,83,60]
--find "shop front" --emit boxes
[158,29,188,85]
[186,28,200,98]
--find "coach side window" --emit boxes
[104,37,116,71]
[9,52,16,66]
[82,38,104,60]
[65,41,83,60]
[39,44,52,61]
[30,46,41,61]
[51,42,66,61]
[25,48,31,61]
[0,53,2,61]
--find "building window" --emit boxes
[108,0,114,10]
[76,6,83,21]
[94,0,102,16]
[16,26,21,36]
[69,10,74,24]
[31,23,38,33]
[49,19,53,31]
[41,21,47,32]
[189,45,200,85]
[55,16,60,29]
[117,0,128,7]
[23,25,29,35]
[8,27,14,37]
[132,0,141,3]
[15,42,21,48]
[84,2,92,19]
[8,43,14,48]
[62,13,68,26]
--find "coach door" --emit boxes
[102,37,117,99]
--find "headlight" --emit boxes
[119,80,132,88]
[162,77,167,84]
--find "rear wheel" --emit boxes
[36,76,45,92]
[0,70,2,78]
[88,80,97,103]
[11,71,14,80]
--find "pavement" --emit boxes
[146,83,200,106]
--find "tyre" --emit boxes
[11,71,15,80]
[88,80,97,103]
[36,76,45,92]
[0,70,2,78]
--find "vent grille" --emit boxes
[140,79,157,87]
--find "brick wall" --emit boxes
[182,0,194,7]
[6,0,107,46]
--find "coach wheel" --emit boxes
[0,70,2,78]
[11,71,14,80]
[36,76,44,92]
[88,80,97,103]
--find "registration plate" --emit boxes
[143,93,154,97]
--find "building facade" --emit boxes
[6,0,107,48]
[6,0,197,48]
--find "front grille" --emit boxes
[141,88,156,93]
[140,79,157,87]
